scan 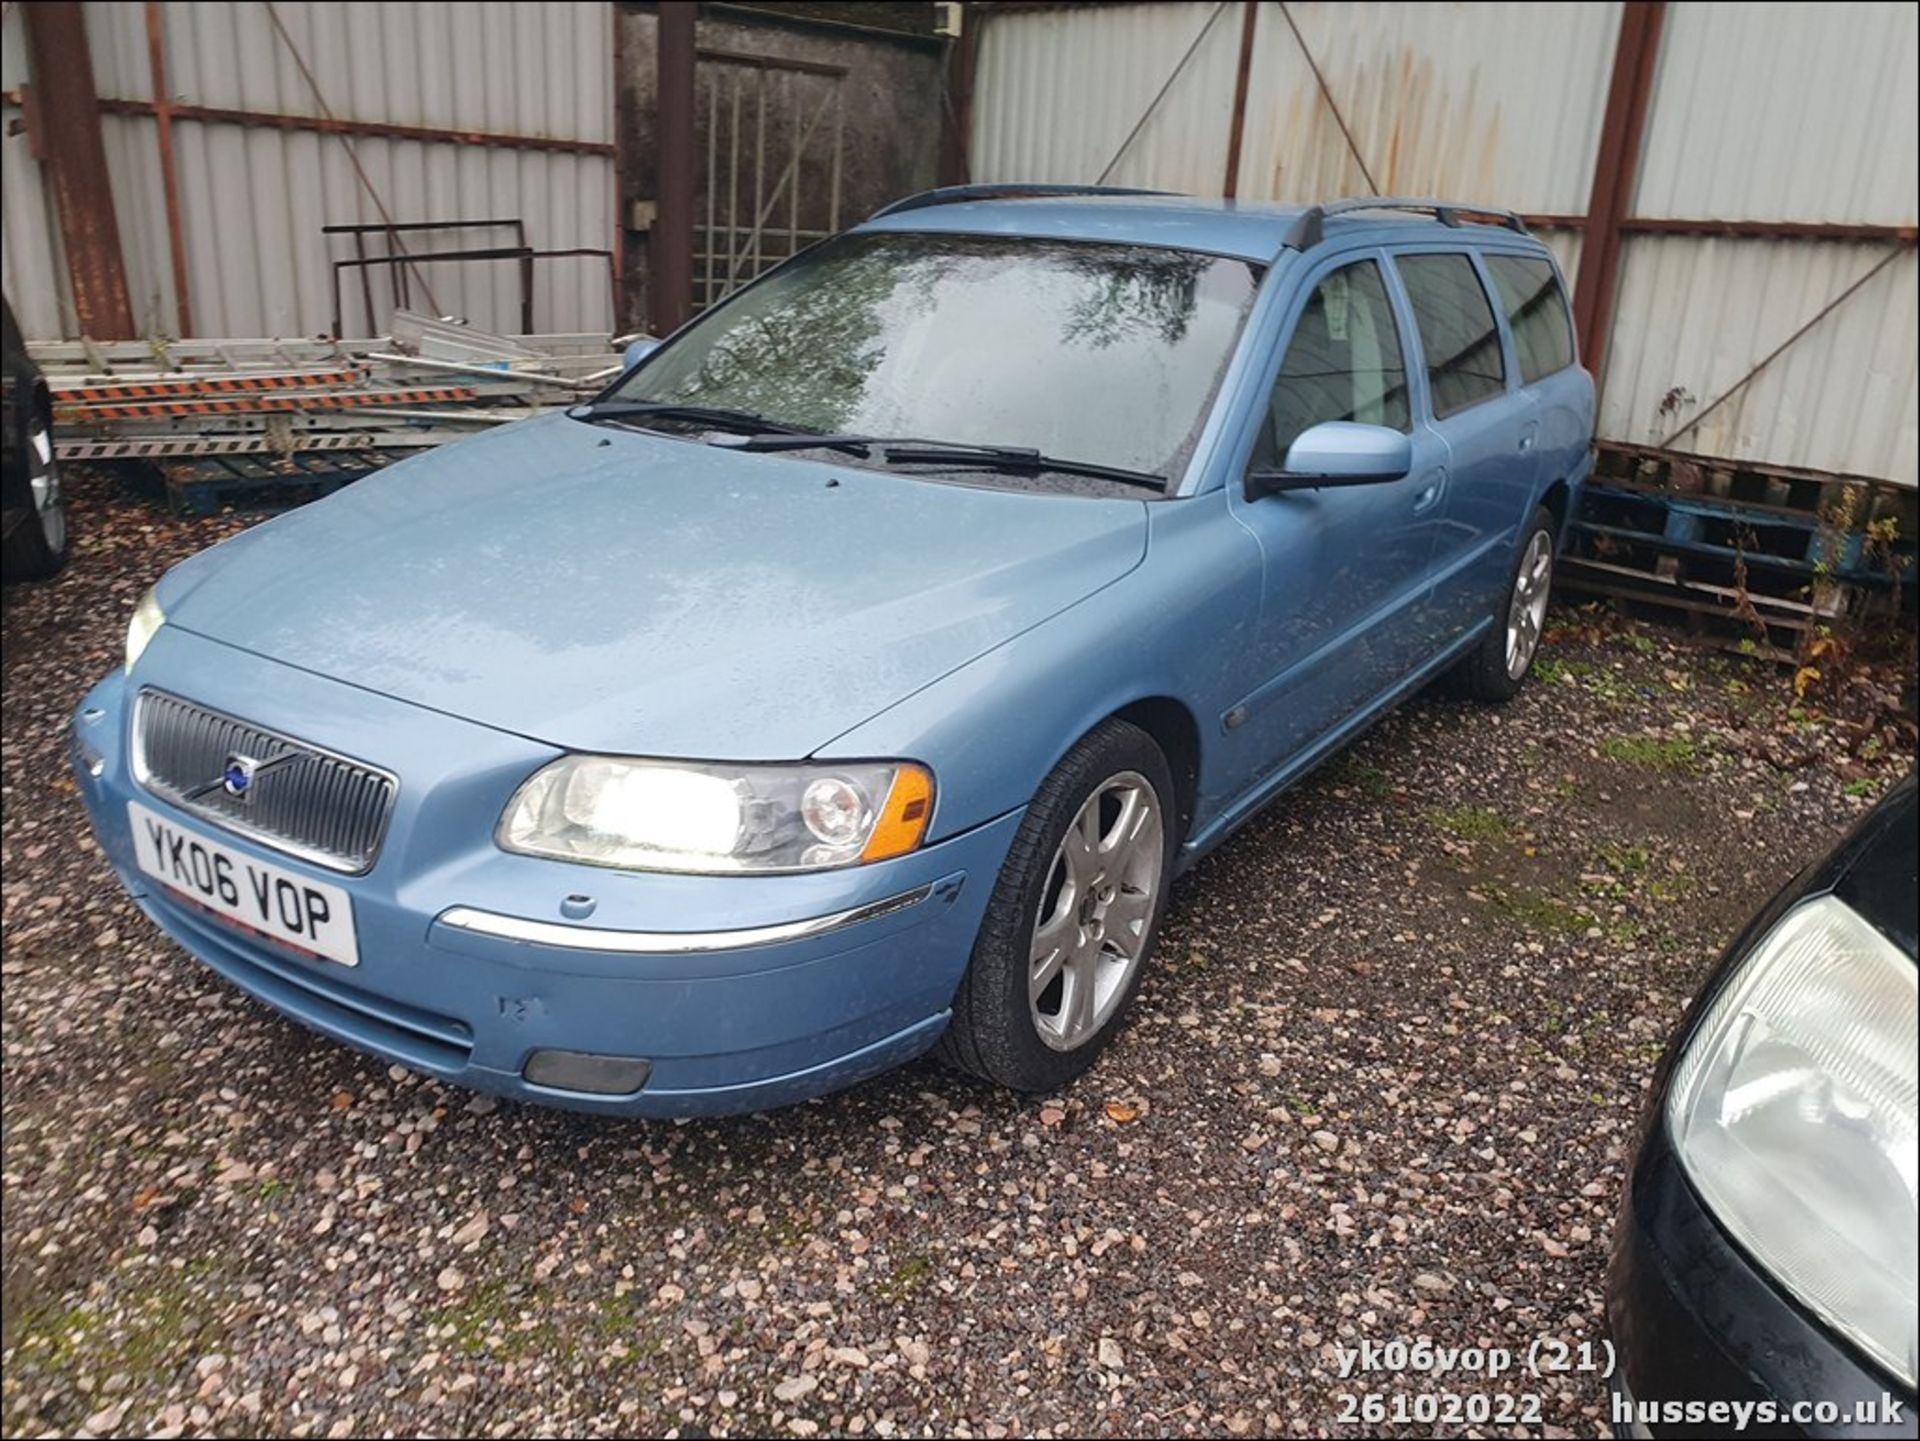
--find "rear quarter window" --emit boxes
[1395,253,1506,419]
[1484,254,1576,385]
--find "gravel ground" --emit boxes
[4,468,1914,1440]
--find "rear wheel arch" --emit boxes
[1539,478,1570,539]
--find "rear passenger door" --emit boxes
[1482,250,1590,518]
[1391,251,1537,645]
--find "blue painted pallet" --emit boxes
[1571,484,1908,586]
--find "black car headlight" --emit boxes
[1667,894,1916,1386]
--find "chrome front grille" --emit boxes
[132,689,397,874]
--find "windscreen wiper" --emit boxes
[567,400,815,437]
[729,431,1167,492]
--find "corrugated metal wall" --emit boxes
[3,1,616,341]
[1232,0,1616,285]
[971,2,1243,192]
[1605,1,1919,481]
[969,0,1919,486]
[1,5,72,341]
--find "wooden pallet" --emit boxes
[1564,447,1918,662]
[139,450,414,517]
[1595,441,1919,538]
[1557,553,1834,663]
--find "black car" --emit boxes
[1608,774,1918,1438]
[2,297,68,581]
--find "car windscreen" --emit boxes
[612,231,1264,481]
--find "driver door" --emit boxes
[1224,253,1448,778]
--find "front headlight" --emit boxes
[125,587,165,672]
[1668,895,1917,1385]
[497,756,934,874]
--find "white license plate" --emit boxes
[127,800,359,967]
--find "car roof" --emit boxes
[854,191,1551,265]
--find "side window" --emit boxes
[1485,254,1575,385]
[1253,259,1410,469]
[1396,253,1506,419]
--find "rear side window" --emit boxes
[1395,254,1506,418]
[1253,258,1411,468]
[1485,254,1575,384]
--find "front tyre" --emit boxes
[1452,505,1555,703]
[937,719,1175,1093]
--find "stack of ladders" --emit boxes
[29,313,625,514]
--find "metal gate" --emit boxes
[695,50,848,312]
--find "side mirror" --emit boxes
[620,336,662,371]
[1246,420,1413,499]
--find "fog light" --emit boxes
[522,1049,652,1095]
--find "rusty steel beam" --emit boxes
[1222,0,1259,198]
[23,2,135,339]
[610,1,627,327]
[145,2,194,337]
[1571,0,1666,380]
[696,46,849,78]
[1622,217,1919,244]
[91,96,615,157]
[1468,213,1918,246]
[651,1,698,335]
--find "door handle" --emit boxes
[1518,422,1539,453]
[1412,469,1447,515]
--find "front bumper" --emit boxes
[74,631,1018,1117]
[1605,1125,1917,1439]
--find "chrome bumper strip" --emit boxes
[437,884,934,955]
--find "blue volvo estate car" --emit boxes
[73,189,1594,1116]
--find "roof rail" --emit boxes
[1283,197,1530,251]
[868,183,1179,221]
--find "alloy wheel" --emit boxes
[1506,530,1552,679]
[1028,770,1164,1051]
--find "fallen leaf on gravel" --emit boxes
[130,1185,162,1212]
[329,1091,353,1110]
[1104,1100,1140,1124]
[568,1197,588,1215]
